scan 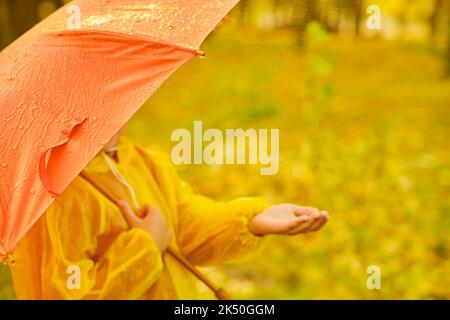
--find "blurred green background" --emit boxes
[1,0,450,299]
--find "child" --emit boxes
[11,133,328,299]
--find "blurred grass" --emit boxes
[1,26,449,299]
[128,26,450,299]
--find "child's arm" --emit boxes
[134,146,328,267]
[176,190,270,266]
[176,180,328,266]
[134,145,270,265]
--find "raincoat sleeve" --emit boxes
[137,147,270,266]
[40,178,163,299]
[176,181,270,266]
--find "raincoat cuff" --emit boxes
[129,227,164,255]
[238,197,271,246]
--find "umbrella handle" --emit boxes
[79,171,233,300]
[166,248,232,300]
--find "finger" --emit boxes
[141,204,163,221]
[307,215,325,232]
[117,200,141,227]
[311,218,327,232]
[286,219,316,235]
[319,211,329,221]
[291,205,320,217]
[286,210,329,235]
[287,210,326,234]
[299,211,328,233]
[276,215,308,233]
[285,216,314,234]
[310,212,329,231]
[138,204,151,218]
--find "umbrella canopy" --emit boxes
[0,0,238,261]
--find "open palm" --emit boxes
[248,204,329,236]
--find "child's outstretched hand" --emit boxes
[248,204,329,236]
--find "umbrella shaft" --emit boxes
[78,171,232,300]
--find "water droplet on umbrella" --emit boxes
[1,162,8,168]
[92,116,97,121]
[30,188,35,194]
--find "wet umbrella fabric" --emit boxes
[0,0,238,261]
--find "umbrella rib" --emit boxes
[46,29,205,56]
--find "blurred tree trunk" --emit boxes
[305,0,319,24]
[272,0,286,27]
[293,0,318,46]
[321,3,331,31]
[429,0,443,39]
[447,4,450,75]
[8,0,40,40]
[238,0,251,26]
[353,0,363,36]
[0,0,41,49]
[1,0,64,49]
[0,0,13,49]
[330,0,342,34]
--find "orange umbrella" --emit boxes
[0,0,238,263]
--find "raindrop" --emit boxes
[30,188,35,194]
[1,162,8,168]
[92,116,97,121]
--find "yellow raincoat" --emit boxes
[11,136,269,299]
